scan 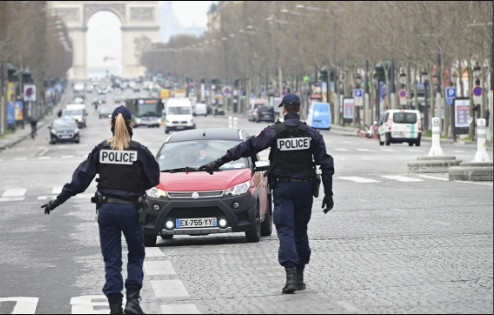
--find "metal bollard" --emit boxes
[428,117,444,156]
[473,118,490,162]
[233,117,238,129]
[228,116,233,129]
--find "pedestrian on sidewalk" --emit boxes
[41,105,160,314]
[199,93,335,294]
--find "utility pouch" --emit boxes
[136,196,148,225]
[312,174,321,198]
[90,191,106,210]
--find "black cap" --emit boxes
[111,105,132,120]
[278,93,301,107]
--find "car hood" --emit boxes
[157,168,252,191]
[166,114,191,120]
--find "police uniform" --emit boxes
[202,94,334,293]
[42,105,160,313]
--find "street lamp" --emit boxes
[421,69,429,131]
[473,62,481,86]
[399,70,406,89]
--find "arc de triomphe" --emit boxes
[47,1,159,79]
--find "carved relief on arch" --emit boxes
[83,3,126,26]
[130,7,155,22]
[56,8,81,23]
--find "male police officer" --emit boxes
[41,105,160,314]
[200,93,334,294]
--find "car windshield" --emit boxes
[393,112,417,124]
[157,139,248,171]
[63,109,83,116]
[100,107,113,113]
[53,119,77,128]
[167,106,191,115]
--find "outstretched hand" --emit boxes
[199,158,223,175]
[42,199,61,215]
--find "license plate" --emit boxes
[176,217,217,228]
[176,126,184,129]
[59,134,71,138]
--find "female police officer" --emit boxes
[41,105,160,314]
[200,93,335,294]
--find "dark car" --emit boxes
[49,118,80,144]
[253,106,275,123]
[143,128,272,246]
[99,106,114,119]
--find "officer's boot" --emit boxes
[108,298,123,314]
[124,289,144,314]
[281,267,297,294]
[295,267,306,291]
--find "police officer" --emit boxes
[200,93,334,294]
[41,105,160,314]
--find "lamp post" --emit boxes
[421,69,429,131]
[355,73,362,125]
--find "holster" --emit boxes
[312,174,321,198]
[136,196,148,225]
[90,191,106,210]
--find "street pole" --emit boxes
[0,61,5,135]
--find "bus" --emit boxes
[125,98,164,128]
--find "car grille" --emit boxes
[167,190,224,199]
[171,120,188,124]
[169,207,224,218]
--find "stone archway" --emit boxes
[47,1,159,79]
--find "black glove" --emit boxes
[322,194,334,214]
[199,158,223,175]
[41,199,61,215]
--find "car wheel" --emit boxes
[160,234,173,240]
[245,202,261,242]
[261,194,273,236]
[385,133,391,146]
[378,135,384,146]
[75,139,80,144]
[165,128,169,134]
[408,142,413,146]
[415,140,421,147]
[144,234,157,247]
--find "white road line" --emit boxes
[0,297,39,314]
[144,261,176,276]
[61,155,74,159]
[52,186,63,194]
[2,188,26,197]
[160,304,201,314]
[381,175,423,182]
[334,148,349,151]
[356,148,374,152]
[417,174,449,181]
[151,280,190,298]
[338,176,380,183]
[337,301,363,313]
[37,156,50,160]
[146,247,166,258]
[13,157,26,161]
[0,197,25,202]
[70,295,108,314]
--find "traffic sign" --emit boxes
[446,87,456,98]
[354,89,363,98]
[354,89,363,106]
[473,86,482,96]
[399,89,407,98]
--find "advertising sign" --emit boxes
[343,98,355,120]
[24,84,36,102]
[15,100,24,121]
[454,98,471,128]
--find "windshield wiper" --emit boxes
[161,167,201,173]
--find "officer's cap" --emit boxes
[112,105,132,121]
[278,93,301,107]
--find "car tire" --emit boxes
[408,142,413,146]
[165,128,169,134]
[261,194,273,236]
[160,234,173,240]
[144,234,157,247]
[245,202,261,242]
[415,139,421,147]
[378,135,384,146]
[385,133,392,146]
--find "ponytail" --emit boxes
[108,113,131,151]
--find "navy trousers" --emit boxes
[272,181,313,268]
[97,202,145,300]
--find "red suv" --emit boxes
[143,128,273,246]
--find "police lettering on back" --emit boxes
[99,149,138,165]
[277,137,311,151]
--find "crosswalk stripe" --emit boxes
[356,148,374,152]
[61,155,74,159]
[52,186,63,194]
[381,175,423,182]
[2,188,26,197]
[160,304,201,314]
[338,176,380,183]
[151,280,190,298]
[334,148,348,151]
[144,261,175,275]
[146,247,166,258]
[13,157,26,161]
[0,197,25,202]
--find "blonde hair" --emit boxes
[108,113,131,151]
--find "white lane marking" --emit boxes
[0,197,25,202]
[381,175,423,182]
[334,148,348,151]
[13,157,26,161]
[160,304,201,314]
[37,196,49,200]
[37,156,50,160]
[146,247,166,258]
[337,301,363,313]
[70,295,108,314]
[52,186,63,194]
[2,189,26,197]
[356,148,374,152]
[0,297,39,314]
[417,174,449,181]
[433,221,451,226]
[381,148,396,152]
[338,176,380,183]
[61,155,74,159]
[151,280,190,298]
[144,261,176,276]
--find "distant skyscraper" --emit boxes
[159,1,206,43]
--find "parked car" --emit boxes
[143,128,272,246]
[378,109,422,146]
[253,106,275,123]
[49,118,80,144]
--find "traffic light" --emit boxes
[330,70,335,81]
[319,69,328,82]
[374,63,385,82]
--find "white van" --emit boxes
[194,103,208,116]
[378,109,421,146]
[164,98,195,134]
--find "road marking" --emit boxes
[337,301,363,313]
[433,221,451,226]
[356,148,374,152]
[334,148,349,151]
[0,297,38,314]
[2,188,26,197]
[146,247,166,258]
[37,148,48,157]
[160,304,201,314]
[37,156,50,160]
[381,175,423,182]
[0,197,25,202]
[338,176,380,183]
[61,155,74,159]
[144,261,176,275]
[70,295,108,314]
[13,157,26,161]
[417,174,449,181]
[52,186,63,194]
[151,280,190,298]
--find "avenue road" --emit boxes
[0,87,492,314]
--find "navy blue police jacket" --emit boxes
[56,140,160,204]
[220,112,334,194]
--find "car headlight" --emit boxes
[135,118,141,124]
[224,180,251,196]
[146,187,168,198]
[51,129,57,135]
[74,128,79,134]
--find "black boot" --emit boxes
[108,298,123,314]
[282,267,297,294]
[295,267,306,291]
[124,289,144,314]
